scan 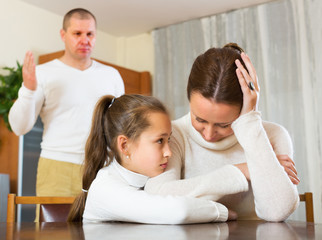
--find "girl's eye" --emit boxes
[157,139,164,144]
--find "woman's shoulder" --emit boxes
[171,113,191,141]
[172,113,190,131]
[262,120,290,137]
[262,120,293,155]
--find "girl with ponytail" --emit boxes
[68,94,231,224]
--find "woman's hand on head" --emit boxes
[22,51,37,91]
[235,53,259,116]
[277,154,300,185]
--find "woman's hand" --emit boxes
[235,155,300,185]
[22,51,37,90]
[277,154,300,185]
[235,53,259,116]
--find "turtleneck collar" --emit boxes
[112,160,149,189]
[184,113,238,151]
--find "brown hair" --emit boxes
[63,8,97,30]
[187,43,246,108]
[67,94,168,222]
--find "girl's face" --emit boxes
[125,112,172,178]
[189,92,240,142]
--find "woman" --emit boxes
[145,43,299,221]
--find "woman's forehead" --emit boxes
[190,92,240,123]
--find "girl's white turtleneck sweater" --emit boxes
[145,111,299,221]
[83,161,229,224]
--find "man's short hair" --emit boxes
[63,8,97,30]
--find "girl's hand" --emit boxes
[228,209,238,221]
[22,51,37,90]
[235,52,259,116]
[277,154,300,185]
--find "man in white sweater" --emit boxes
[9,8,124,198]
[145,44,299,221]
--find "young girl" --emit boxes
[68,94,231,224]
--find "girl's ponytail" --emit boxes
[68,95,115,221]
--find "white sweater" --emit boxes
[145,111,299,221]
[9,59,124,164]
[83,161,229,224]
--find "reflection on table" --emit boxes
[1,220,318,240]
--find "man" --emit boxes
[9,8,125,198]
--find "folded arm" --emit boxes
[145,132,249,200]
[86,179,229,224]
[232,112,299,221]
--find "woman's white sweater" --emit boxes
[145,111,299,221]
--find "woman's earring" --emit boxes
[126,155,130,159]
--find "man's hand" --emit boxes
[22,51,37,90]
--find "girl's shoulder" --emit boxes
[92,165,124,187]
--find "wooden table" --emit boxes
[0,220,319,239]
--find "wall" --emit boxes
[1,0,127,67]
[0,0,154,79]
[0,0,154,196]
[116,33,154,75]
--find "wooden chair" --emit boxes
[7,193,75,222]
[299,192,314,222]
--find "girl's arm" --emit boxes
[145,128,249,200]
[84,178,229,224]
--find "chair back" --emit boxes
[39,204,73,222]
[7,193,75,222]
[299,192,314,222]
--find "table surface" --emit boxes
[0,220,320,240]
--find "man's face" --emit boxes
[60,16,96,61]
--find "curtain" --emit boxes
[153,0,322,222]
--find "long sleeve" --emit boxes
[145,112,299,221]
[8,83,44,135]
[232,111,299,221]
[145,124,249,200]
[83,166,229,224]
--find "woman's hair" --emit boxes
[187,43,246,108]
[68,94,168,222]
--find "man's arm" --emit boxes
[9,51,44,135]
